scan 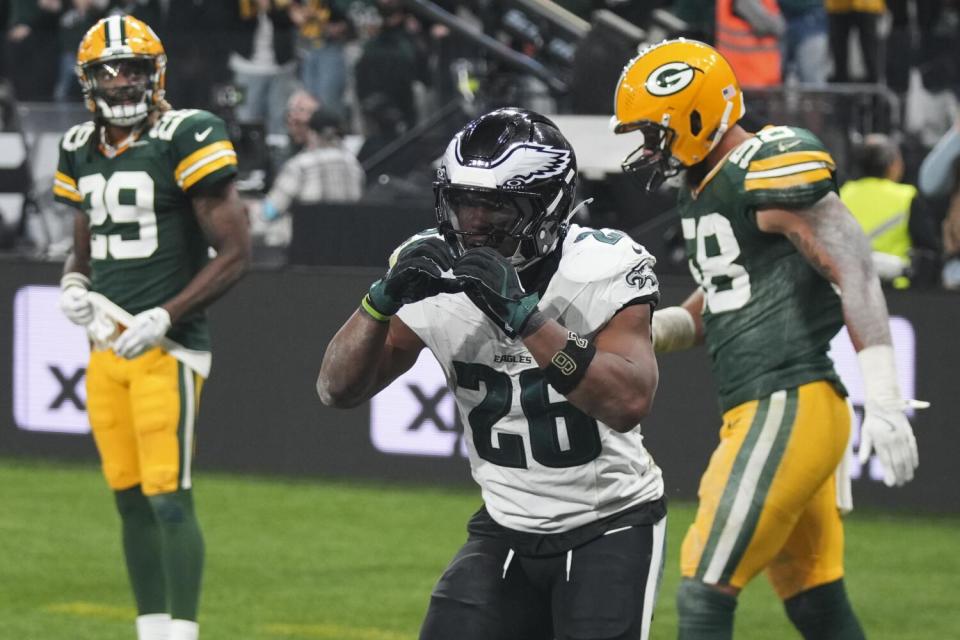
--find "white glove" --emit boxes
[857,345,921,487]
[59,272,94,326]
[113,307,172,359]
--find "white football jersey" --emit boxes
[397,224,664,534]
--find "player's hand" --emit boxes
[113,307,172,359]
[858,401,920,487]
[367,237,459,316]
[453,247,540,339]
[59,272,94,326]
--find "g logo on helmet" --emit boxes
[645,62,697,97]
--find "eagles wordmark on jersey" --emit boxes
[54,109,238,351]
[397,224,663,534]
[678,125,846,411]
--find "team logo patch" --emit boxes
[626,256,658,290]
[645,62,697,97]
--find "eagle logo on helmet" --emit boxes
[454,139,572,188]
[645,62,698,97]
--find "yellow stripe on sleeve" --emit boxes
[179,154,238,190]
[53,183,83,202]
[744,168,833,191]
[55,171,78,188]
[747,150,835,173]
[174,141,235,184]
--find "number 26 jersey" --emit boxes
[398,225,664,534]
[53,109,238,351]
[678,125,845,413]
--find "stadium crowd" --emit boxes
[1,0,959,289]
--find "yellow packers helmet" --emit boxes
[611,39,746,191]
[76,14,167,126]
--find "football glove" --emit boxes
[453,247,540,339]
[857,345,921,487]
[113,307,172,360]
[367,237,459,316]
[59,272,94,326]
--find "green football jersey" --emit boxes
[54,109,238,351]
[677,125,845,412]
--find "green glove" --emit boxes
[366,237,459,317]
[453,247,540,338]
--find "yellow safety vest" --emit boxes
[840,176,915,261]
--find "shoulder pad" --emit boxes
[388,228,442,267]
[558,225,654,283]
[60,121,96,152]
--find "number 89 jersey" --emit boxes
[398,225,664,534]
[678,125,845,412]
[53,109,238,351]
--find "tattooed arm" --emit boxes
[755,191,891,350]
[757,191,919,486]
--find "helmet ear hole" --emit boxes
[690,110,702,137]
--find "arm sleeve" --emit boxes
[918,127,960,198]
[52,138,83,209]
[171,111,238,196]
[743,128,838,210]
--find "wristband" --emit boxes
[652,306,696,352]
[543,331,596,395]
[360,294,391,323]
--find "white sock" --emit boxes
[169,619,199,640]
[136,613,171,640]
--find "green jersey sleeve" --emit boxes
[165,110,238,195]
[741,126,838,210]
[53,121,95,209]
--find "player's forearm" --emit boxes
[523,315,658,432]
[317,311,394,408]
[162,242,250,323]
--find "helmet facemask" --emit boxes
[617,119,681,193]
[81,56,161,126]
[435,184,552,269]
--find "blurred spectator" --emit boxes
[918,119,960,289]
[779,0,830,84]
[355,0,427,135]
[5,0,61,101]
[285,87,321,151]
[256,106,364,244]
[826,0,884,83]
[356,92,406,165]
[715,0,784,87]
[291,0,351,117]
[841,133,936,288]
[153,0,231,113]
[225,0,299,138]
[672,0,716,41]
[54,0,109,102]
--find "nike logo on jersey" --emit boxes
[194,127,213,142]
[777,139,802,152]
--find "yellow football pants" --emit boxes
[680,381,850,599]
[86,347,204,496]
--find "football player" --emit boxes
[318,108,666,640]
[612,39,920,639]
[54,15,250,640]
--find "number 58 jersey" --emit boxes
[53,110,238,351]
[398,225,664,534]
[678,125,845,413]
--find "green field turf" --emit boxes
[1,458,957,640]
